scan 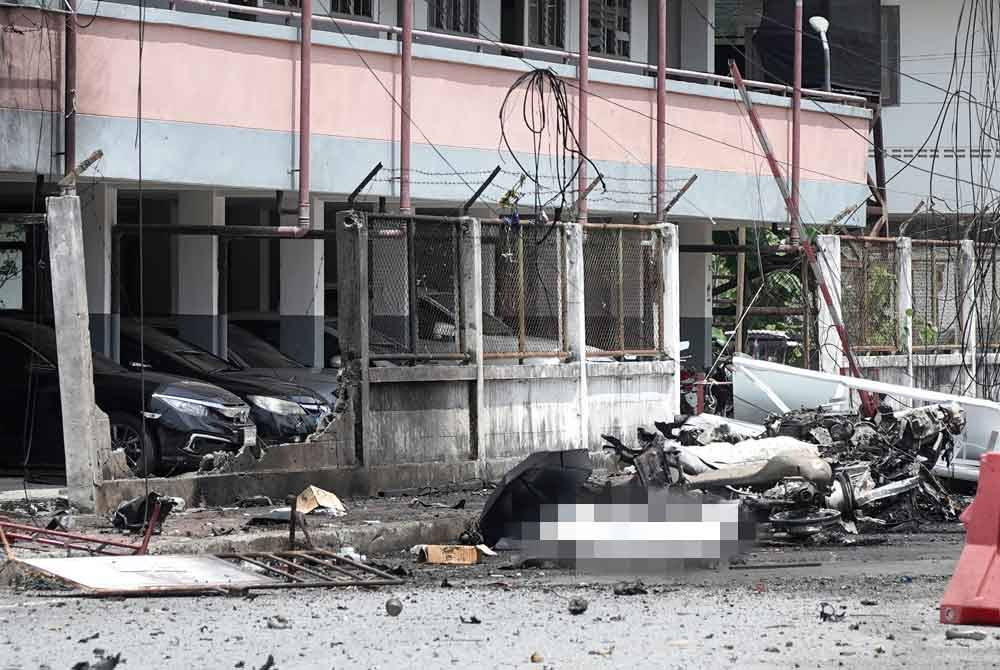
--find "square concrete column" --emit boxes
[680,0,714,72]
[678,221,713,369]
[957,239,978,396]
[564,222,588,449]
[458,217,485,463]
[280,195,325,368]
[175,190,225,355]
[660,223,681,413]
[81,183,116,357]
[816,234,845,376]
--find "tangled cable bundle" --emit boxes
[498,68,604,220]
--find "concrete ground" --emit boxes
[0,527,994,669]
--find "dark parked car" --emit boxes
[118,321,331,446]
[145,319,339,405]
[0,319,255,476]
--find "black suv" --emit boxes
[0,319,255,476]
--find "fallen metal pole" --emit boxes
[347,162,384,204]
[462,166,501,214]
[729,61,878,417]
[662,175,697,215]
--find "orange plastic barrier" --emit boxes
[940,452,1000,625]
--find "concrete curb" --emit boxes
[150,515,471,557]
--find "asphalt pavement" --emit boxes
[1,529,995,669]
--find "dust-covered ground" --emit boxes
[1,528,995,670]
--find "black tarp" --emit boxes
[751,0,881,95]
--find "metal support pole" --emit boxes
[298,0,312,228]
[516,233,526,356]
[662,175,697,215]
[64,0,76,174]
[111,232,121,363]
[617,227,625,351]
[347,162,384,204]
[462,166,502,215]
[730,61,877,417]
[407,216,418,353]
[577,0,589,224]
[655,0,667,220]
[218,238,229,358]
[735,226,746,353]
[790,0,802,244]
[400,0,413,214]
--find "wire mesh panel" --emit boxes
[480,221,565,357]
[912,241,960,349]
[976,245,1000,348]
[366,215,463,359]
[583,224,663,355]
[840,239,899,352]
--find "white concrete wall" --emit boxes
[877,0,992,215]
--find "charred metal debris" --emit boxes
[602,402,967,541]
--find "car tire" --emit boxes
[109,412,158,477]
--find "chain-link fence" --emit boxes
[480,221,566,359]
[975,244,1000,348]
[367,214,466,361]
[840,239,899,352]
[582,224,663,355]
[911,241,961,349]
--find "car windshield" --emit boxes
[228,327,303,368]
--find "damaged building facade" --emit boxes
[1,0,873,505]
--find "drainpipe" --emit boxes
[278,0,312,237]
[399,0,413,214]
[790,0,802,244]
[655,0,666,221]
[577,0,589,224]
[64,0,76,174]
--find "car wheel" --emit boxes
[110,412,158,477]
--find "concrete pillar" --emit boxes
[336,210,368,466]
[280,195,325,368]
[175,190,225,355]
[660,223,681,413]
[81,183,116,357]
[564,222,588,449]
[816,234,844,376]
[459,218,485,463]
[896,237,914,387]
[48,195,112,511]
[958,239,978,396]
[678,221,713,369]
[680,0,714,72]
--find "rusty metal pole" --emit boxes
[298,0,312,227]
[790,0,802,244]
[400,0,413,214]
[64,0,76,174]
[577,0,589,224]
[729,61,878,418]
[617,228,625,351]
[655,0,667,220]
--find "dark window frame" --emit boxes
[430,0,479,35]
[529,0,566,49]
[588,0,630,59]
[881,5,901,107]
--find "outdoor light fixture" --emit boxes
[809,15,832,92]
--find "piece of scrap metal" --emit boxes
[16,549,404,597]
[0,503,161,558]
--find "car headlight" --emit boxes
[153,394,209,418]
[247,395,307,416]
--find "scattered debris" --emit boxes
[819,602,846,622]
[235,496,273,508]
[860,599,879,606]
[368,561,411,578]
[259,654,277,670]
[410,498,466,509]
[613,580,648,596]
[567,598,589,615]
[71,650,122,670]
[413,545,480,565]
[440,577,453,588]
[385,598,403,616]
[529,652,544,662]
[335,546,366,563]
[588,645,614,657]
[296,486,347,517]
[460,615,482,624]
[266,615,291,630]
[111,492,174,533]
[46,510,75,532]
[946,629,986,641]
